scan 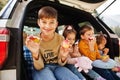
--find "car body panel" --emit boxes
[0,69,16,80]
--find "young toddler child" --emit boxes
[96,32,120,78]
[94,32,117,69]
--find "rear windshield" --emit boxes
[96,0,120,37]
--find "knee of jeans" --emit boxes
[33,75,56,80]
[32,68,56,80]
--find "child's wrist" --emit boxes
[89,47,94,52]
[117,67,120,72]
[61,57,67,63]
[33,54,39,60]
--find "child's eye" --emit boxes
[67,38,75,41]
[42,21,46,24]
[87,34,91,36]
[88,34,94,37]
[50,22,54,24]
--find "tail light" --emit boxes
[0,28,10,69]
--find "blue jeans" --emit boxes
[32,64,81,80]
[87,69,101,80]
[93,67,120,80]
[66,64,103,80]
[65,64,86,80]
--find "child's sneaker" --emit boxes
[116,72,120,78]
[96,76,106,80]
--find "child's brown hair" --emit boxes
[38,6,58,19]
[79,25,93,36]
[63,25,76,38]
[96,32,107,45]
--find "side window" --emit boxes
[0,0,9,11]
[58,25,65,35]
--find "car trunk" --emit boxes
[21,0,119,80]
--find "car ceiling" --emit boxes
[24,0,92,27]
[30,0,107,13]
[17,0,106,13]
[58,0,107,13]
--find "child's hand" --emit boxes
[88,37,96,52]
[25,35,40,58]
[60,46,69,62]
[74,44,79,52]
[103,48,109,55]
[60,45,69,57]
[112,67,119,72]
[60,40,70,62]
[88,36,96,44]
[112,67,120,72]
[73,44,81,57]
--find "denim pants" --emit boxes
[87,69,101,80]
[65,64,86,80]
[32,64,81,80]
[65,64,104,80]
[93,67,120,80]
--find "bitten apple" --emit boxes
[62,40,70,48]
[88,36,94,40]
[29,36,40,43]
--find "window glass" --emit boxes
[96,0,120,37]
[0,0,9,11]
[58,25,65,35]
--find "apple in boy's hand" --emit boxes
[62,40,70,49]
[29,36,40,43]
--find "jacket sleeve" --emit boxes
[58,46,67,66]
[78,40,101,61]
[33,53,44,70]
[94,44,101,59]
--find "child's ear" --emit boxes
[81,35,84,39]
[37,19,40,27]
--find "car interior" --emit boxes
[21,0,119,80]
